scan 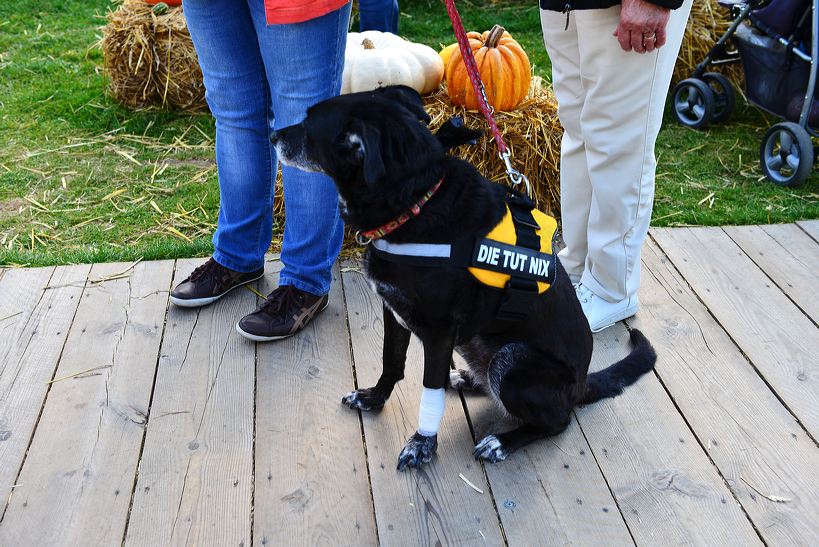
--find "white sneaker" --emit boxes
[575,283,639,333]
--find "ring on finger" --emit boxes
[643,31,656,40]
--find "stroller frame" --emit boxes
[672,0,817,187]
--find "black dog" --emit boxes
[273,85,656,470]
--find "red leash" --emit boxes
[443,0,531,197]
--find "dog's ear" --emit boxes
[342,120,385,187]
[374,85,431,125]
[435,116,483,150]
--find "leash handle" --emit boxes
[444,0,531,197]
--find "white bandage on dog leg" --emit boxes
[417,387,446,436]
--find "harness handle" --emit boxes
[444,0,532,198]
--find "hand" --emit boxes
[613,0,670,54]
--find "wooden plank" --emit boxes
[795,219,819,242]
[464,391,634,546]
[724,224,819,323]
[342,266,505,546]
[576,323,761,546]
[631,240,819,545]
[125,259,255,547]
[253,261,377,545]
[0,266,56,495]
[0,261,172,545]
[0,265,87,503]
[653,227,819,439]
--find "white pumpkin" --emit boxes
[342,31,444,95]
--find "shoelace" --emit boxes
[260,286,303,316]
[188,259,219,282]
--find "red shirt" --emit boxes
[264,0,349,24]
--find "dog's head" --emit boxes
[273,86,482,228]
[273,85,437,199]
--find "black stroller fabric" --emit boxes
[733,23,813,120]
[751,0,811,37]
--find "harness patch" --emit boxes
[468,205,558,294]
[472,240,553,281]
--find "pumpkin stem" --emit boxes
[362,38,376,50]
[485,25,506,48]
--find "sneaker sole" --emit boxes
[589,304,639,333]
[170,272,264,308]
[235,300,329,342]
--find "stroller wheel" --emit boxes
[702,72,735,123]
[760,122,814,187]
[672,78,715,129]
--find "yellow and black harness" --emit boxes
[366,191,558,322]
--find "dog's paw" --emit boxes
[341,388,388,412]
[473,435,509,463]
[449,369,487,394]
[396,432,438,471]
[449,369,482,391]
[449,369,469,390]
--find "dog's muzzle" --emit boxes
[271,124,322,173]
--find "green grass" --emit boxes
[653,106,818,226]
[0,0,816,266]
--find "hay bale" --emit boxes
[153,9,207,110]
[674,0,744,88]
[101,1,206,111]
[102,1,158,108]
[423,77,562,217]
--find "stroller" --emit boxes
[672,0,817,187]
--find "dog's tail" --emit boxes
[580,329,656,405]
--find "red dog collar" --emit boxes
[357,178,444,242]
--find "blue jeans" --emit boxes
[359,0,399,33]
[184,0,351,296]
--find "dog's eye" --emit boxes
[336,133,352,149]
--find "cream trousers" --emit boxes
[541,1,693,301]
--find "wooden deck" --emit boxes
[1,223,817,546]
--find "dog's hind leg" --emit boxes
[474,343,574,462]
[474,424,553,463]
[342,302,411,411]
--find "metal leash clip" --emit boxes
[501,150,531,198]
[355,231,372,246]
[479,86,495,116]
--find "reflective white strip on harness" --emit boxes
[371,239,452,258]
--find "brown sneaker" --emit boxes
[235,285,329,342]
[170,258,264,308]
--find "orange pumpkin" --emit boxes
[146,0,182,6]
[445,25,531,112]
[438,43,459,72]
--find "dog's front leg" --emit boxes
[342,302,411,411]
[396,327,455,471]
